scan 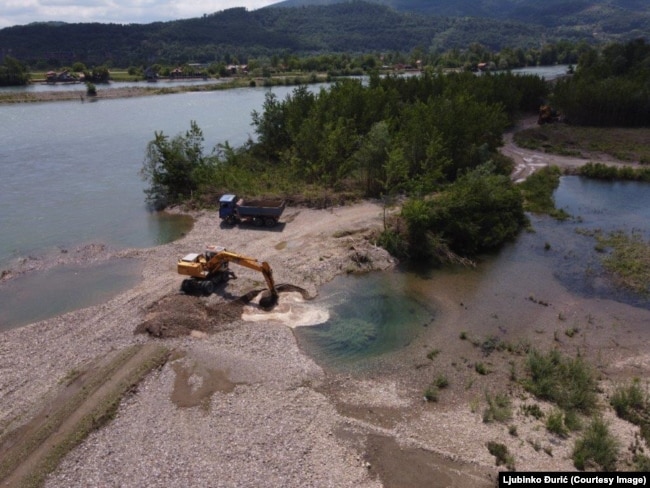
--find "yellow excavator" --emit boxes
[177,245,278,309]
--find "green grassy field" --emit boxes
[514,124,650,164]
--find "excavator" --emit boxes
[177,245,278,309]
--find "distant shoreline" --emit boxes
[0,84,201,104]
[0,74,331,105]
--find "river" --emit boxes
[0,83,323,329]
[0,84,308,268]
[3,64,645,334]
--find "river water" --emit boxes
[0,84,308,267]
[0,83,322,329]
[294,178,650,368]
[2,66,647,350]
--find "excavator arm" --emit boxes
[177,246,278,308]
[209,250,278,302]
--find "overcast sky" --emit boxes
[0,0,280,29]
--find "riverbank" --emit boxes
[0,75,329,105]
[0,85,162,104]
[2,198,650,486]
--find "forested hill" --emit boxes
[0,1,646,67]
[272,0,650,33]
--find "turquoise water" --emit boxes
[294,271,435,370]
[295,176,650,368]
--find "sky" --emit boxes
[0,0,280,29]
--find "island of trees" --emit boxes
[141,38,649,265]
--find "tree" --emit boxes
[401,165,527,261]
[0,56,30,86]
[141,121,211,209]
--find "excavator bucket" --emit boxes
[258,290,278,310]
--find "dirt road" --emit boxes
[502,116,639,182]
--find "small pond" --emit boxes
[294,270,435,370]
[0,258,144,331]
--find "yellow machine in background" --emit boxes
[177,245,278,309]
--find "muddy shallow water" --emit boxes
[294,176,650,371]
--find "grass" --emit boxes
[546,409,569,438]
[572,417,619,471]
[514,124,650,164]
[426,348,440,360]
[596,231,650,295]
[475,362,489,375]
[518,165,570,220]
[521,403,544,420]
[610,378,650,445]
[424,386,439,402]
[523,348,598,416]
[487,441,515,470]
[483,392,512,423]
[424,374,449,402]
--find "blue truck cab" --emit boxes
[218,194,239,221]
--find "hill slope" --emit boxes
[271,0,650,31]
[0,1,646,66]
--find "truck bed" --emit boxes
[237,199,285,217]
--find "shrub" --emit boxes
[483,392,512,423]
[487,441,515,470]
[521,403,544,420]
[572,417,619,471]
[546,409,569,438]
[564,409,583,432]
[424,385,439,402]
[434,375,449,389]
[426,349,440,360]
[475,362,489,375]
[524,349,598,415]
[610,378,650,445]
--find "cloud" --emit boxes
[0,0,279,29]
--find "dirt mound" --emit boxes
[135,294,242,338]
[136,285,313,338]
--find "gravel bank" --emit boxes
[0,202,401,487]
[3,200,650,487]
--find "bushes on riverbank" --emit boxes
[142,71,546,261]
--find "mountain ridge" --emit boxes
[0,1,647,67]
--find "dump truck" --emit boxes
[219,194,285,227]
[177,245,278,309]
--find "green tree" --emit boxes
[0,56,30,86]
[141,121,211,209]
[351,120,391,196]
[426,165,526,255]
[400,165,526,261]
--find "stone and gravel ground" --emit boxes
[2,174,650,485]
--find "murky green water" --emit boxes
[296,176,650,369]
[294,270,435,370]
